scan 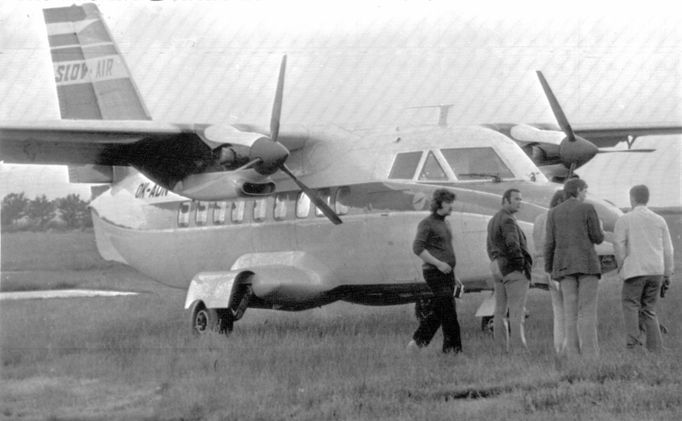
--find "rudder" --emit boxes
[43,3,151,120]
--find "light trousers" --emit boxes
[560,274,599,358]
[548,278,565,355]
[493,270,529,352]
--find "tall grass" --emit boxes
[2,277,681,420]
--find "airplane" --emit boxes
[1,3,670,336]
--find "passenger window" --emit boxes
[334,186,351,215]
[441,147,514,180]
[178,201,191,227]
[418,151,448,180]
[231,201,245,223]
[253,199,267,222]
[315,189,331,217]
[389,151,422,179]
[296,192,311,218]
[213,202,227,225]
[196,201,208,225]
[274,194,288,220]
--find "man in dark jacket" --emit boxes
[545,178,604,358]
[487,188,533,352]
[408,188,463,354]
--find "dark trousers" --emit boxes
[412,269,462,353]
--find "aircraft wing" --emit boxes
[570,122,682,147]
[0,120,309,189]
[485,122,682,148]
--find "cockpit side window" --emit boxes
[418,151,448,180]
[441,147,514,181]
[389,151,422,179]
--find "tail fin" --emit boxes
[43,3,151,120]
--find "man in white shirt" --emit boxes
[614,185,675,352]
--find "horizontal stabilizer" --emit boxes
[68,165,113,183]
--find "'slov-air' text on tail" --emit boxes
[44,3,151,120]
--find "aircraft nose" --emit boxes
[559,135,598,168]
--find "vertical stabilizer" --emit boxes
[43,3,151,120]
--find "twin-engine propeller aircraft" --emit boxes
[0,3,670,335]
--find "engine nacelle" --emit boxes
[171,169,275,201]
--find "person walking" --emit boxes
[408,189,463,354]
[614,185,674,353]
[487,188,533,353]
[545,178,604,358]
[532,190,566,355]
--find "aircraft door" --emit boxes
[365,187,423,285]
[450,212,490,289]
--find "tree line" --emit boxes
[1,193,92,231]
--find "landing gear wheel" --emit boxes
[481,316,494,333]
[190,303,233,336]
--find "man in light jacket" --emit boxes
[614,185,674,353]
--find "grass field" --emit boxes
[1,229,681,420]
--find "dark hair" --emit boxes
[563,178,588,198]
[502,188,520,205]
[430,189,456,213]
[549,190,566,208]
[630,184,649,205]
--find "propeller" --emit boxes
[534,71,652,178]
[244,55,342,225]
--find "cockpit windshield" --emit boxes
[441,147,514,181]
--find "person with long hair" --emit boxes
[532,190,567,354]
[407,189,463,354]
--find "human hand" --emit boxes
[660,276,670,298]
[437,261,452,274]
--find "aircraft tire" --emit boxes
[481,316,494,333]
[190,302,233,336]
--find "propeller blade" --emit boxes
[279,164,342,225]
[536,71,576,142]
[270,55,287,144]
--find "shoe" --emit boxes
[406,340,420,354]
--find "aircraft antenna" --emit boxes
[407,104,454,127]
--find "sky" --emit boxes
[0,0,680,206]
